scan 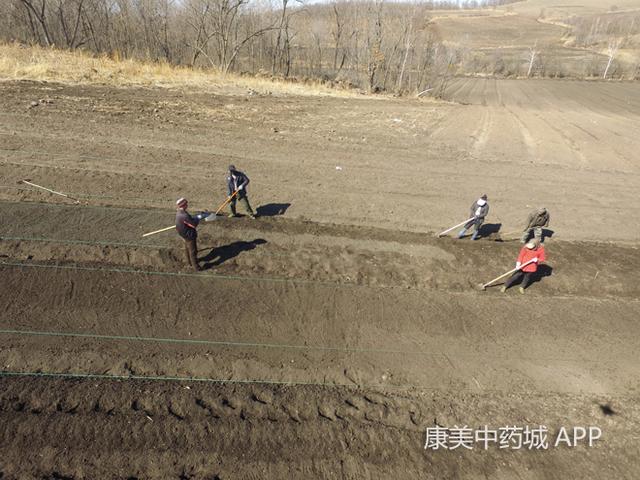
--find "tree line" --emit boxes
[1,0,631,96]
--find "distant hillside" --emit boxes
[0,0,637,96]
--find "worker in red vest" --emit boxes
[501,240,546,294]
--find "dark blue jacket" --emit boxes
[227,171,250,197]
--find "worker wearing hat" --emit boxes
[226,164,256,219]
[458,194,489,241]
[175,197,202,271]
[522,207,550,243]
[501,239,546,294]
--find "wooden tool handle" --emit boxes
[215,190,239,215]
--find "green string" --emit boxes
[0,235,167,249]
[0,328,434,356]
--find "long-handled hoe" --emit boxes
[477,259,536,291]
[19,179,83,204]
[437,217,475,238]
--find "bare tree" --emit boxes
[603,37,620,79]
[2,0,619,93]
[19,0,54,45]
[396,7,417,92]
[185,0,276,73]
[365,1,384,93]
[526,40,538,77]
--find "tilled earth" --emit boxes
[0,79,639,479]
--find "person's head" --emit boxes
[176,197,188,210]
[525,239,539,250]
[228,164,237,174]
[537,207,547,215]
[477,194,488,206]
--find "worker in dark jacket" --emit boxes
[521,207,550,243]
[501,239,546,294]
[458,194,489,240]
[227,165,256,219]
[175,197,201,271]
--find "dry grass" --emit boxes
[0,43,362,97]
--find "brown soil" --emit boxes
[0,79,639,479]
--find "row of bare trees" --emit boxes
[0,0,631,95]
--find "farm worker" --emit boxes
[458,194,489,240]
[175,197,202,271]
[521,207,550,243]
[227,164,256,219]
[501,239,546,294]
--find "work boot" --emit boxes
[500,286,507,293]
[457,229,466,239]
[249,214,257,219]
[228,213,237,218]
[518,287,525,294]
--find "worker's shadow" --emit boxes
[542,229,554,242]
[523,229,555,243]
[199,238,267,269]
[529,264,553,286]
[256,203,291,217]
[479,223,501,238]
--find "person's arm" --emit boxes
[238,173,250,190]
[227,176,234,196]
[544,213,550,227]
[524,212,534,230]
[184,212,199,228]
[482,204,489,218]
[537,247,546,263]
[516,248,526,268]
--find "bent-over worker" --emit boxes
[458,194,489,241]
[522,207,550,243]
[501,239,546,294]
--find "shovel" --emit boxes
[437,217,475,237]
[478,259,536,291]
[215,190,239,215]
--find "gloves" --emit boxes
[237,185,244,191]
[532,257,538,262]
[516,262,521,269]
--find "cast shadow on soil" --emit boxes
[497,265,553,289]
[599,403,616,416]
[523,228,555,243]
[256,203,291,217]
[528,264,553,287]
[504,264,553,288]
[478,223,501,238]
[199,238,267,269]
[542,228,554,241]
